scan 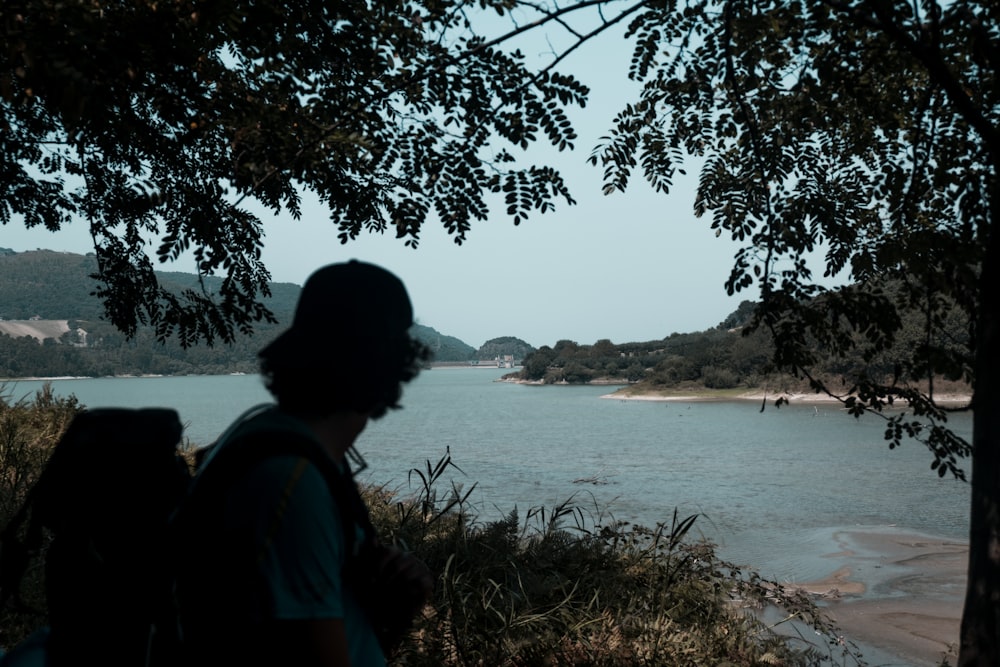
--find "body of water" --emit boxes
[3,368,972,587]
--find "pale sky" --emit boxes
[3,12,750,350]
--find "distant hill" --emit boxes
[0,249,482,376]
[412,324,476,361]
[0,249,299,323]
[0,249,107,321]
[477,336,534,361]
[408,331,536,365]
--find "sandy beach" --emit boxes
[603,389,973,407]
[792,528,965,666]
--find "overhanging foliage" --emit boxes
[1,0,653,345]
[587,2,997,663]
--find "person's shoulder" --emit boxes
[229,417,335,499]
[194,406,332,501]
[212,407,327,472]
[233,407,317,444]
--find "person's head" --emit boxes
[259,260,431,419]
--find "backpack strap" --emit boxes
[189,402,272,472]
[183,406,376,561]
[194,426,377,556]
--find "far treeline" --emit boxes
[513,289,971,397]
[0,250,522,378]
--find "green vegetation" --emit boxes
[412,325,477,363]
[0,386,82,648]
[476,336,536,363]
[515,325,773,390]
[370,456,862,666]
[516,291,971,402]
[515,308,776,390]
[0,251,289,376]
[0,391,862,666]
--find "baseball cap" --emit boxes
[259,260,414,365]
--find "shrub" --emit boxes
[701,365,740,389]
[365,451,864,666]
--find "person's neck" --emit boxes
[298,410,369,463]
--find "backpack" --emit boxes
[0,404,382,667]
[0,408,191,667]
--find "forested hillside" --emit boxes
[0,249,300,321]
[412,324,476,362]
[476,336,535,361]
[513,323,778,390]
[0,248,108,321]
[514,285,971,398]
[0,250,482,377]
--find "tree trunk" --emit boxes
[958,191,1000,666]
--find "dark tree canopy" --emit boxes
[594,0,989,468]
[1,0,649,346]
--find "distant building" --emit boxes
[468,355,519,368]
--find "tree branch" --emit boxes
[824,0,1000,168]
[234,0,655,208]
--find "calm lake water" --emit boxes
[3,368,972,588]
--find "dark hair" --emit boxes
[260,335,432,419]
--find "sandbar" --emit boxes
[790,527,965,666]
[605,390,972,406]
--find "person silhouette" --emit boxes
[174,259,434,667]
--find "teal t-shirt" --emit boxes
[189,408,385,666]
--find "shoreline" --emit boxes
[786,527,965,666]
[496,373,973,406]
[601,389,973,406]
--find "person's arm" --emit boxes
[372,545,434,616]
[266,618,354,667]
[242,458,365,666]
[362,543,435,653]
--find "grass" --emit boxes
[366,449,866,666]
